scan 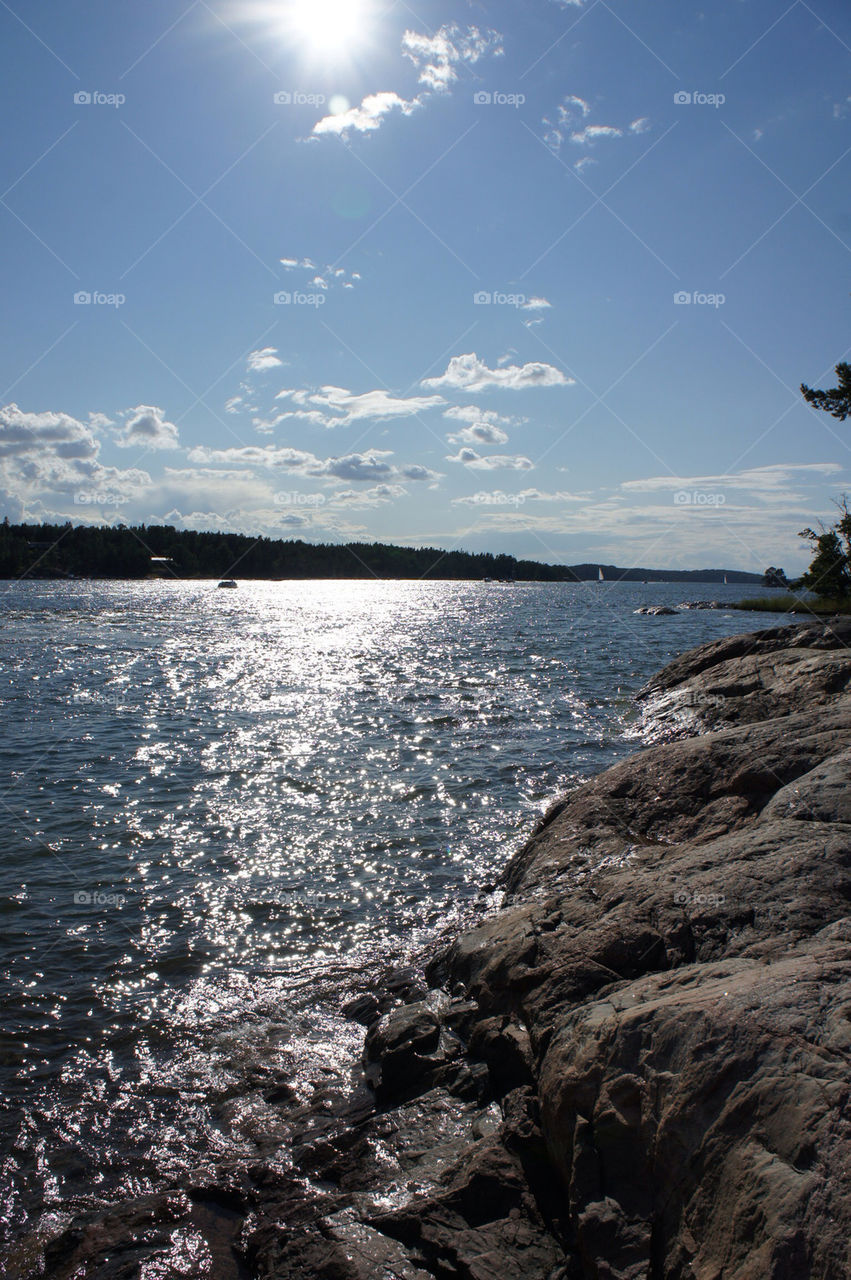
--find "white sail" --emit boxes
[598,567,604,581]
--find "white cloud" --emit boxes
[313,91,420,138]
[115,404,179,450]
[447,422,510,446]
[312,25,502,139]
[444,405,514,425]
[544,96,648,157]
[279,258,360,290]
[0,403,98,459]
[621,463,842,501]
[0,403,151,517]
[453,487,580,506]
[273,384,445,428]
[331,483,407,508]
[185,444,440,486]
[521,297,552,312]
[423,352,571,392]
[246,347,283,373]
[571,124,623,146]
[401,24,503,93]
[446,447,533,471]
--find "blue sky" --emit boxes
[1,0,849,571]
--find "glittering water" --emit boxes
[0,578,788,1255]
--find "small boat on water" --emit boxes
[217,579,238,589]
[597,567,604,582]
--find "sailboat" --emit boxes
[723,574,728,585]
[597,567,604,582]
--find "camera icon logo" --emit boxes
[74,890,92,904]
[473,291,492,305]
[74,290,92,305]
[74,90,92,105]
[673,291,692,305]
[674,91,691,105]
[273,91,292,105]
[674,491,692,506]
[273,291,292,305]
[473,91,492,105]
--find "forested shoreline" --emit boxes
[0,522,764,583]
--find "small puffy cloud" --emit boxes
[571,124,623,146]
[444,404,512,446]
[543,95,590,150]
[447,422,509,446]
[331,483,407,508]
[115,404,179,450]
[444,405,514,425]
[401,24,503,93]
[423,353,571,392]
[520,296,552,328]
[279,258,360,291]
[446,447,533,471]
[313,91,419,138]
[246,347,283,373]
[544,96,647,157]
[397,462,442,483]
[322,451,395,482]
[834,97,851,119]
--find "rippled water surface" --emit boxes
[0,578,789,1254]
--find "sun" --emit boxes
[283,0,372,58]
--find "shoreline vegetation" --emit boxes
[0,520,764,584]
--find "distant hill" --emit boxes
[0,521,765,584]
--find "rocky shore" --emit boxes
[23,620,851,1279]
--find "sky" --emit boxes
[0,0,850,573]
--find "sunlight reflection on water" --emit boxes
[0,578,789,1249]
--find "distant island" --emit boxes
[0,521,766,584]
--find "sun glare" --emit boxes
[285,0,371,58]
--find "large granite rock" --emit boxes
[20,620,851,1279]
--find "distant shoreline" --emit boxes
[0,519,767,586]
